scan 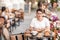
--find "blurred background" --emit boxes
[0,0,60,35]
[0,0,60,40]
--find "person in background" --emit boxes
[1,7,6,12]
[19,9,24,21]
[0,16,10,40]
[8,9,15,32]
[38,1,59,22]
[0,16,5,40]
[38,1,43,9]
[2,8,11,29]
[49,1,58,12]
[38,2,49,17]
[2,8,9,20]
[50,1,59,22]
[15,10,20,26]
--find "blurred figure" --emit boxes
[0,16,10,40]
[38,1,59,22]
[15,10,20,21]
[50,2,58,22]
[30,9,50,33]
[1,7,6,12]
[38,1,43,9]
[19,9,24,21]
[15,10,20,26]
[2,8,9,20]
[38,2,49,14]
[8,9,15,32]
[38,2,50,18]
[0,16,5,40]
[1,8,11,29]
[51,1,58,12]
[25,9,50,40]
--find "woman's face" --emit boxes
[53,2,57,8]
[36,11,43,18]
[42,4,46,10]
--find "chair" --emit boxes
[17,34,23,40]
[10,35,16,40]
[10,34,23,40]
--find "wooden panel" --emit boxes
[17,34,23,40]
[10,35,16,40]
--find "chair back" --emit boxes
[10,34,23,40]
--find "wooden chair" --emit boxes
[10,34,23,40]
[17,34,23,40]
[10,35,16,40]
[24,30,32,40]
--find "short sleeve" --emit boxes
[30,18,35,27]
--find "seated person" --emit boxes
[25,9,51,40]
[30,9,50,33]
